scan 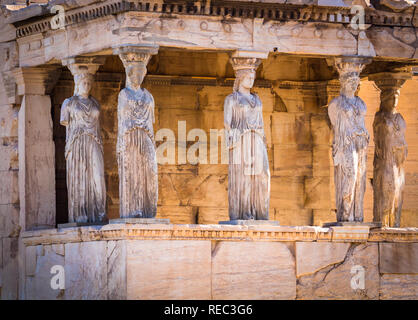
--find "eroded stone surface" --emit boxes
[212,241,296,299]
[296,242,351,277]
[380,243,418,274]
[64,241,107,299]
[107,240,126,300]
[380,274,418,300]
[25,244,65,300]
[297,243,379,299]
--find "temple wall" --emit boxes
[0,74,20,299]
[20,225,418,300]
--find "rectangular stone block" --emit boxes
[270,177,305,209]
[273,144,312,176]
[312,145,332,177]
[304,176,335,210]
[380,274,418,300]
[19,95,56,230]
[197,207,229,225]
[200,110,224,132]
[0,137,18,171]
[0,170,18,205]
[380,243,418,274]
[64,241,107,299]
[126,240,211,299]
[150,85,198,110]
[271,112,311,146]
[156,206,197,224]
[400,209,418,228]
[311,114,332,146]
[330,226,370,242]
[197,86,230,111]
[297,243,379,299]
[1,237,19,300]
[189,174,228,208]
[25,244,65,300]
[313,209,336,226]
[158,108,200,136]
[273,209,312,226]
[212,241,296,299]
[0,104,18,138]
[296,242,351,277]
[0,204,20,237]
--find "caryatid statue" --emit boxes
[370,70,411,227]
[60,57,107,223]
[328,57,370,223]
[114,45,158,218]
[224,53,270,221]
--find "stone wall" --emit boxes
[20,225,418,300]
[0,71,20,300]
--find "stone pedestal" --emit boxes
[109,218,170,224]
[58,222,108,229]
[219,219,279,226]
[323,222,381,228]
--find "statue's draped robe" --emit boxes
[224,92,270,220]
[117,87,157,218]
[60,95,106,223]
[328,96,369,222]
[373,110,407,227]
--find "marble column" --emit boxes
[369,68,412,227]
[221,50,274,225]
[13,66,61,231]
[112,45,163,221]
[60,56,107,225]
[327,56,371,223]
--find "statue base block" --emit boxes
[58,222,107,229]
[323,222,381,229]
[219,220,280,226]
[109,218,170,224]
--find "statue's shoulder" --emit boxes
[90,95,100,107]
[62,96,75,108]
[118,88,129,98]
[224,92,236,105]
[328,96,342,111]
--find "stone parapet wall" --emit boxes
[19,224,418,300]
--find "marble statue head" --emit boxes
[125,62,147,90]
[231,57,260,92]
[340,72,360,96]
[234,69,256,92]
[381,88,400,111]
[73,68,94,97]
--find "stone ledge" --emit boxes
[20,224,418,246]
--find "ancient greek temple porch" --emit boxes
[0,0,417,300]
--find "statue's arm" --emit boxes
[60,98,71,126]
[150,92,155,124]
[224,95,233,131]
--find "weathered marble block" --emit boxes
[212,241,296,299]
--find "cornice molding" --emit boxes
[14,0,417,39]
[20,224,418,246]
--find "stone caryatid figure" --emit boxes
[60,57,106,223]
[328,57,370,223]
[370,71,411,227]
[114,45,158,218]
[224,53,270,221]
